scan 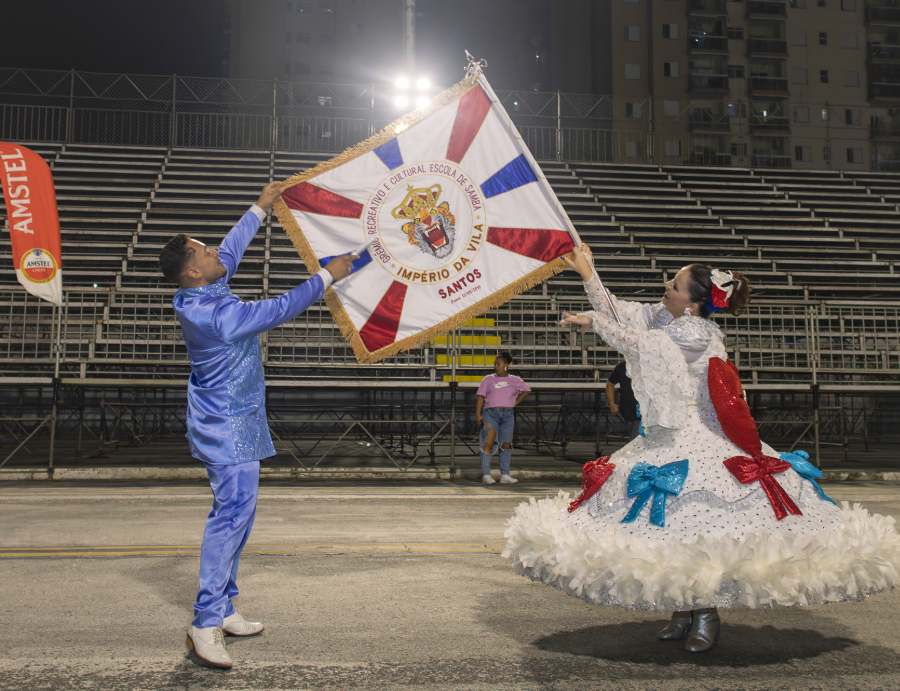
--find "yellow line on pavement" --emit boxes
[0,545,198,551]
[0,542,505,559]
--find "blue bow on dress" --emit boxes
[778,450,837,505]
[621,459,689,527]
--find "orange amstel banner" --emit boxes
[0,143,62,305]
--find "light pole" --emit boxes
[393,1,432,116]
[404,0,416,74]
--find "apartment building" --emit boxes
[223,0,900,170]
[604,0,886,169]
[868,1,900,169]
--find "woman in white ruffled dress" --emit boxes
[503,244,900,652]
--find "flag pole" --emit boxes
[48,298,62,477]
[465,54,621,325]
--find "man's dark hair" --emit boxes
[159,234,192,284]
[497,351,514,366]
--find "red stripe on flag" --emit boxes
[486,227,575,262]
[359,280,408,353]
[446,85,492,163]
[282,182,363,218]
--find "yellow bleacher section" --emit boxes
[437,318,501,382]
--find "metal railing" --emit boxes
[748,38,788,55]
[748,1,788,17]
[175,111,273,150]
[689,74,730,92]
[749,77,789,93]
[869,42,900,60]
[2,287,899,386]
[688,111,731,131]
[276,114,371,153]
[689,0,727,13]
[870,82,900,99]
[689,34,729,52]
[749,114,791,129]
[751,153,793,168]
[2,287,899,474]
[0,103,66,142]
[868,5,900,23]
[2,65,897,169]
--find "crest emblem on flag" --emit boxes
[393,184,456,259]
[275,67,576,363]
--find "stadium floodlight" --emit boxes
[392,73,432,111]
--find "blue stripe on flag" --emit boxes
[319,249,373,274]
[480,153,538,198]
[374,138,403,170]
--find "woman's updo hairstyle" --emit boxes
[686,264,751,317]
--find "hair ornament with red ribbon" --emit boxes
[706,268,741,313]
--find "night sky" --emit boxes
[0,0,553,89]
[0,0,230,75]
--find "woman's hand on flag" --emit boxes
[560,311,592,331]
[562,242,595,281]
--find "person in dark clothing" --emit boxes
[607,361,641,438]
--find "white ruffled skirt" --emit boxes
[503,409,900,611]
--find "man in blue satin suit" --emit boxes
[159,182,352,669]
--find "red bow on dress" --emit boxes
[722,453,801,520]
[708,358,802,521]
[568,456,616,513]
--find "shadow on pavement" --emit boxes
[533,620,859,666]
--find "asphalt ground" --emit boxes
[1,480,899,690]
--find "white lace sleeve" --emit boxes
[585,309,692,429]
[583,275,673,331]
[585,309,640,358]
[665,316,723,364]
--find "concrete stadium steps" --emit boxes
[573,164,893,293]
[0,144,164,288]
[3,141,63,162]
[1,142,900,384]
[16,144,892,301]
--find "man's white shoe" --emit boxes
[482,474,496,485]
[223,611,265,637]
[499,474,519,484]
[186,626,232,669]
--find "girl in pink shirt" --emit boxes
[475,352,531,484]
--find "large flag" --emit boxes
[0,143,63,306]
[275,68,576,363]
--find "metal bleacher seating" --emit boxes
[0,144,898,388]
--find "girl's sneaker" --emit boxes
[482,474,496,485]
[499,474,518,484]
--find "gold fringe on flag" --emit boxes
[272,72,571,364]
